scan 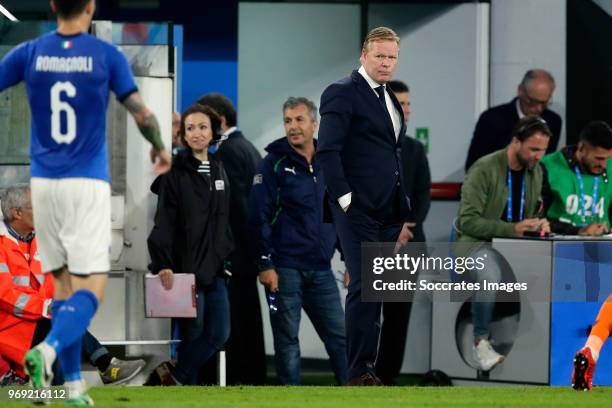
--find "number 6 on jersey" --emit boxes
[51,81,76,144]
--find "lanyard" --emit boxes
[574,165,600,221]
[507,167,526,222]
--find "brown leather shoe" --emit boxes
[157,361,178,386]
[346,372,383,386]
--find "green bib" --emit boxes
[541,151,612,227]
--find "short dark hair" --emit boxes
[579,120,612,150]
[387,80,409,93]
[179,104,222,148]
[196,93,237,127]
[52,0,91,19]
[512,116,552,141]
[283,97,317,122]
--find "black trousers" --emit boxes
[376,301,412,384]
[226,275,267,384]
[330,203,402,379]
[376,238,425,384]
[198,274,267,385]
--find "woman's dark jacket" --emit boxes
[147,149,234,288]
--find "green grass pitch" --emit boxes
[1,386,611,407]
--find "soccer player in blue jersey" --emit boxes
[0,0,171,404]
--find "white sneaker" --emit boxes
[472,339,505,371]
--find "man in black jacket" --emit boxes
[197,93,266,385]
[465,69,562,171]
[375,80,431,384]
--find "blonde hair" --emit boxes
[362,27,400,52]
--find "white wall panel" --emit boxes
[238,2,361,152]
[369,3,490,182]
[490,0,566,147]
[239,2,360,359]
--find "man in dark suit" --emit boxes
[197,93,266,385]
[317,27,413,386]
[375,80,431,385]
[465,69,562,171]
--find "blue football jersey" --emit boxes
[0,31,138,181]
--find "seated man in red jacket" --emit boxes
[0,183,145,386]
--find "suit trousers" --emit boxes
[376,301,412,384]
[376,242,423,383]
[330,202,402,379]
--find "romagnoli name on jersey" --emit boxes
[35,56,93,73]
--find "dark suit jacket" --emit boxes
[316,70,410,222]
[215,130,262,277]
[401,136,431,242]
[465,97,562,171]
